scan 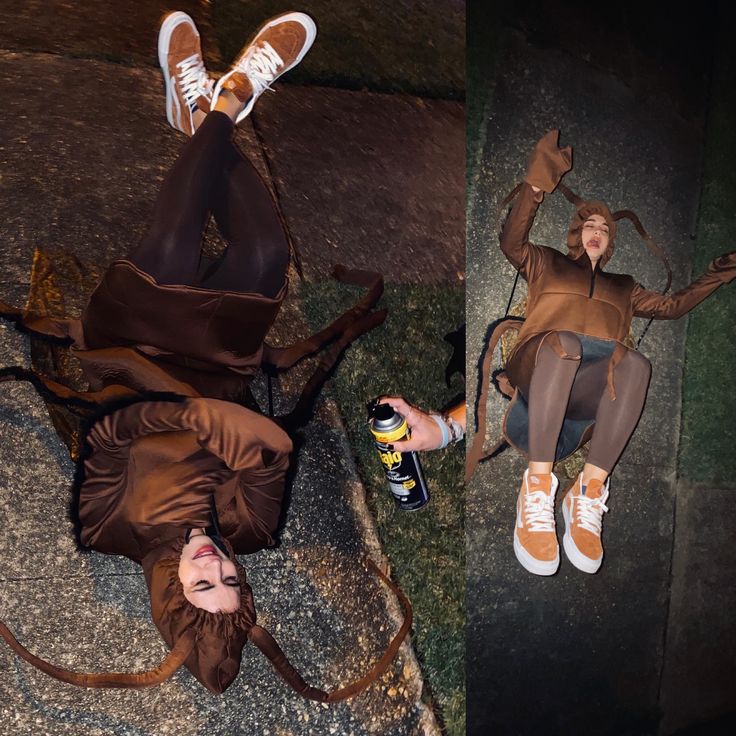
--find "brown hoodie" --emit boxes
[55,262,293,693]
[0,258,400,695]
[501,183,736,390]
[78,397,292,560]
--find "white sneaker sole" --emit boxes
[212,11,318,124]
[513,530,559,576]
[158,11,200,133]
[562,500,603,574]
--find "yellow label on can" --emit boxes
[370,417,408,444]
[402,479,416,489]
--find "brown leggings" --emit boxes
[127,111,288,298]
[519,331,652,473]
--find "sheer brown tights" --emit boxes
[522,331,651,473]
[128,111,288,298]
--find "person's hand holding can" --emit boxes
[377,396,465,451]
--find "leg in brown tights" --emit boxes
[127,110,288,298]
[586,350,651,472]
[521,330,652,478]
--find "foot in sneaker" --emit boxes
[211,12,317,123]
[561,474,610,574]
[158,11,213,136]
[513,470,559,575]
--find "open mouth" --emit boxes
[193,545,219,559]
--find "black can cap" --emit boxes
[372,403,394,421]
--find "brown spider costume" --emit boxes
[0,112,409,697]
[467,131,736,480]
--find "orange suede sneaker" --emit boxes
[513,470,559,575]
[561,474,610,573]
[211,12,317,124]
[158,12,213,136]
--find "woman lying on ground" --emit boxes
[0,11,409,697]
[468,130,736,576]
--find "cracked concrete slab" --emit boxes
[0,0,222,68]
[252,85,465,285]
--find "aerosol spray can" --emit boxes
[367,400,430,511]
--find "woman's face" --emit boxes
[581,214,610,263]
[178,531,241,613]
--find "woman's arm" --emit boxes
[377,396,465,452]
[85,399,191,456]
[182,398,293,472]
[87,398,292,469]
[632,251,736,319]
[79,399,293,549]
[499,183,547,280]
[500,130,572,280]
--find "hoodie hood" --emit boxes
[142,536,255,693]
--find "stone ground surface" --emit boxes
[254,86,464,284]
[658,483,736,734]
[212,0,466,99]
[0,2,463,734]
[0,0,466,97]
[467,26,735,736]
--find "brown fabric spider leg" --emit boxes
[261,266,384,371]
[261,266,386,430]
[0,298,79,344]
[0,366,138,415]
[0,622,195,688]
[248,558,412,702]
[278,308,388,431]
[466,317,525,482]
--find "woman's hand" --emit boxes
[377,396,449,452]
[377,397,443,451]
[524,129,572,193]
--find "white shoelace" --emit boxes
[176,53,213,108]
[523,491,556,532]
[235,41,284,97]
[573,491,609,535]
